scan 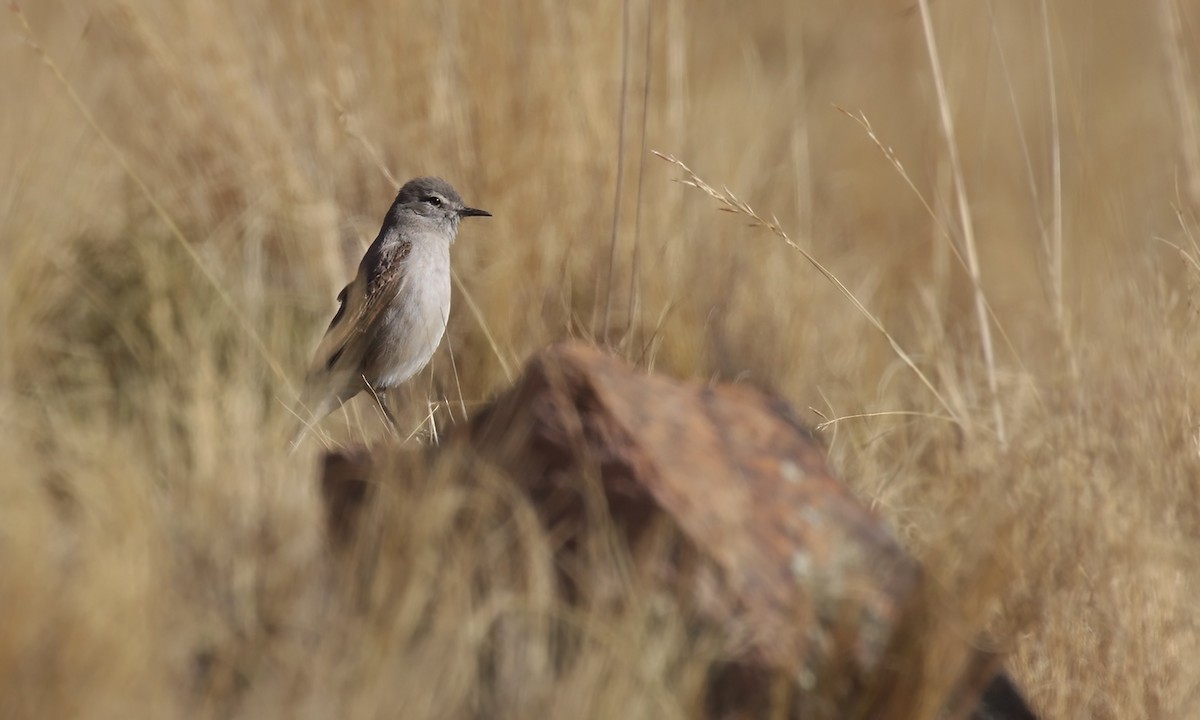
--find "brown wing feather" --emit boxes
[306,243,411,379]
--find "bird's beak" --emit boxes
[460,206,492,218]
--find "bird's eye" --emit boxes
[424,195,443,207]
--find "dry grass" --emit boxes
[3,0,1200,717]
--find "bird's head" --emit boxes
[393,176,491,234]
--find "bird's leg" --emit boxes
[376,389,400,435]
[362,376,400,436]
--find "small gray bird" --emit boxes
[290,176,490,449]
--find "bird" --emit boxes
[289,176,490,450]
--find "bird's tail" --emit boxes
[286,380,331,454]
[287,414,315,455]
[286,370,355,453]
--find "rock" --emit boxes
[318,341,1036,719]
[319,447,372,546]
[466,342,921,675]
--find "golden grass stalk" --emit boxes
[915,0,1007,447]
[653,150,964,434]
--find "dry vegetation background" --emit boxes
[3,0,1200,717]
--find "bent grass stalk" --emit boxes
[654,151,964,434]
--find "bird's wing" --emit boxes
[291,240,414,446]
[306,241,412,379]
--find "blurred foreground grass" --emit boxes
[3,1,1200,717]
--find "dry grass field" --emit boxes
[3,0,1200,717]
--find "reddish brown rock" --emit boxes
[466,342,922,677]
[318,341,1034,719]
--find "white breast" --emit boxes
[371,242,452,389]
